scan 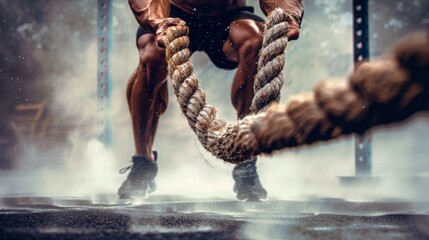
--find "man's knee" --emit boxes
[228,20,264,59]
[137,35,166,67]
[140,46,166,67]
[238,34,263,59]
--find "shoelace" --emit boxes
[119,165,132,174]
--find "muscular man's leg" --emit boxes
[119,34,168,199]
[223,19,264,119]
[128,34,168,160]
[223,19,267,201]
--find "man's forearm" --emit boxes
[128,0,170,31]
[259,0,304,25]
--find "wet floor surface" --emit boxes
[1,196,429,239]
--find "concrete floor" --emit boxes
[1,195,429,239]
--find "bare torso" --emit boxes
[170,0,246,15]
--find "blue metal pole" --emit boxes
[353,0,371,176]
[97,0,113,146]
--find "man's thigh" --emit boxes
[205,8,265,69]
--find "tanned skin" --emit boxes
[127,0,299,161]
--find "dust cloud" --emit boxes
[0,0,428,203]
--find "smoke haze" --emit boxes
[0,0,428,202]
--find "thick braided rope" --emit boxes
[166,8,290,162]
[250,9,289,113]
[244,32,429,154]
[166,11,429,163]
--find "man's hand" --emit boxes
[286,14,302,41]
[155,18,186,47]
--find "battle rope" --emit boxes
[250,9,289,113]
[165,8,429,163]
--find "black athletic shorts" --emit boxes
[136,4,265,70]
